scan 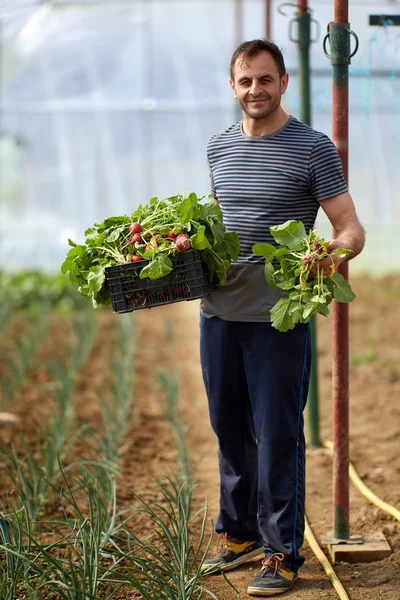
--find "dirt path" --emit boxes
[136,275,400,599]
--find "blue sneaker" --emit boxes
[247,553,298,596]
[201,533,264,573]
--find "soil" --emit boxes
[1,275,400,599]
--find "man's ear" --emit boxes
[229,78,237,98]
[281,73,289,95]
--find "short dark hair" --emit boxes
[230,39,286,80]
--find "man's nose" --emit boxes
[249,80,262,95]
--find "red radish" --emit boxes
[145,245,152,252]
[130,233,142,244]
[175,234,191,251]
[131,255,142,262]
[167,230,177,239]
[129,222,142,234]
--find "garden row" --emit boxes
[0,274,221,600]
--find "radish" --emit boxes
[130,233,142,244]
[167,230,177,239]
[131,255,142,262]
[129,222,142,234]
[175,234,191,251]
[145,245,152,252]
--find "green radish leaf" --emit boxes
[87,265,106,293]
[289,304,302,325]
[106,226,125,243]
[210,220,226,244]
[289,291,301,301]
[316,303,330,316]
[139,255,173,280]
[270,297,296,332]
[331,248,353,259]
[311,294,327,304]
[177,195,197,223]
[223,231,240,260]
[276,277,297,291]
[270,220,306,250]
[102,216,129,228]
[190,226,211,250]
[199,199,222,220]
[302,302,318,320]
[331,273,356,302]
[142,249,154,259]
[274,247,289,260]
[252,243,276,261]
[264,262,277,288]
[61,245,86,274]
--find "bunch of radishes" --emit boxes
[126,222,191,263]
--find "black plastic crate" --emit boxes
[105,250,212,314]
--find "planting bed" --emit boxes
[0,275,399,599]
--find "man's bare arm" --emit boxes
[318,191,365,272]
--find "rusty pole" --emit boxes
[235,0,242,47]
[331,0,350,540]
[266,0,272,40]
[234,0,243,122]
[298,0,307,14]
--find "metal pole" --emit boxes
[296,0,321,448]
[297,0,310,124]
[235,0,242,47]
[330,0,350,541]
[234,0,243,122]
[266,0,272,40]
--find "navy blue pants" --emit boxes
[199,315,311,571]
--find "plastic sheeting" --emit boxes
[0,1,399,271]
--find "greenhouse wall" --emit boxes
[0,0,399,273]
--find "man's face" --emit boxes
[229,51,288,120]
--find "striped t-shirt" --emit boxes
[201,116,348,322]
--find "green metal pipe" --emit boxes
[296,3,322,448]
[297,12,311,125]
[307,316,321,447]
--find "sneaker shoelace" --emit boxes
[215,532,231,558]
[260,552,285,578]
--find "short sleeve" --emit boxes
[209,168,216,198]
[308,134,348,202]
[207,143,217,198]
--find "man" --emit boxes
[200,39,364,597]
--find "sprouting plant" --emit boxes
[97,313,136,470]
[0,504,43,599]
[0,302,51,409]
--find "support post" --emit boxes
[234,0,243,122]
[329,3,351,541]
[266,0,272,40]
[296,0,322,449]
[321,0,390,564]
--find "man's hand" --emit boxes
[310,238,353,277]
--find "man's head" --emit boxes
[229,39,288,121]
[230,39,286,81]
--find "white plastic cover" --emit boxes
[0,0,399,271]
